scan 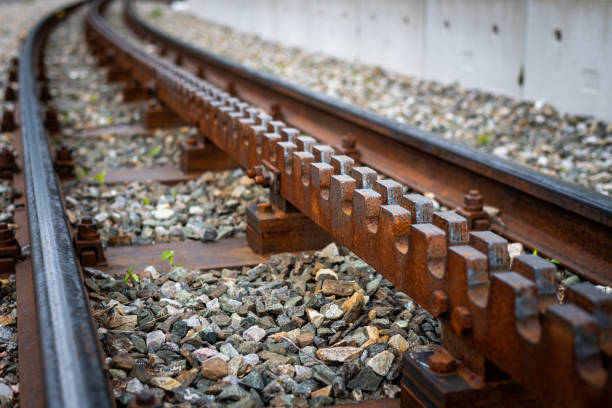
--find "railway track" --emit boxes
[1,0,610,407]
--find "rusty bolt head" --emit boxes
[464,190,484,211]
[428,347,458,373]
[451,306,473,335]
[341,133,357,149]
[257,202,273,214]
[473,218,491,231]
[430,290,449,317]
[254,172,271,187]
[77,217,98,241]
[247,168,257,178]
[56,145,72,160]
[0,223,15,244]
[185,138,197,147]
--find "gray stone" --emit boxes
[0,382,14,406]
[218,385,250,402]
[239,370,264,390]
[146,330,165,352]
[347,367,383,392]
[125,378,144,394]
[0,325,13,344]
[201,228,217,242]
[312,364,337,385]
[243,325,266,342]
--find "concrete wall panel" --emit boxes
[422,0,526,97]
[523,0,612,120]
[182,0,612,121]
[357,0,425,75]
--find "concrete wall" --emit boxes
[182,0,612,121]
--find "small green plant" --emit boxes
[107,116,115,125]
[148,8,162,18]
[92,169,106,185]
[74,167,89,180]
[161,250,182,268]
[60,112,70,124]
[124,265,140,287]
[171,188,178,199]
[532,249,560,265]
[477,133,491,146]
[148,145,162,157]
[142,197,151,206]
[89,94,99,104]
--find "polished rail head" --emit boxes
[20,2,113,407]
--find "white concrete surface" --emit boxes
[182,0,612,121]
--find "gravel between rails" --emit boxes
[88,243,432,407]
[45,8,267,247]
[134,1,612,197]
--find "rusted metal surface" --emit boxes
[246,202,333,254]
[1,106,17,132]
[101,238,269,275]
[4,83,17,102]
[0,147,18,179]
[12,122,46,408]
[401,352,538,408]
[16,259,46,408]
[74,216,107,266]
[104,165,200,184]
[86,3,612,405]
[179,136,238,173]
[144,100,185,129]
[333,399,400,408]
[54,145,75,178]
[0,223,22,275]
[122,0,611,286]
[122,78,149,102]
[21,2,114,406]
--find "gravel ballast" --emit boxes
[134,1,612,197]
[43,8,267,248]
[89,243,437,406]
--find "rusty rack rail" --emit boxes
[122,0,612,287]
[83,0,612,406]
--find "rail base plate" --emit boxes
[401,351,540,408]
[246,204,332,254]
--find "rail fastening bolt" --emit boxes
[77,217,98,241]
[427,347,458,373]
[430,290,449,317]
[451,305,473,335]
[341,133,357,149]
[0,223,15,245]
[464,189,484,211]
[257,203,273,214]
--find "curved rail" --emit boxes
[87,1,612,406]
[19,2,113,407]
[123,0,611,285]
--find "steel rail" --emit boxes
[19,2,113,407]
[87,1,612,406]
[123,0,611,286]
